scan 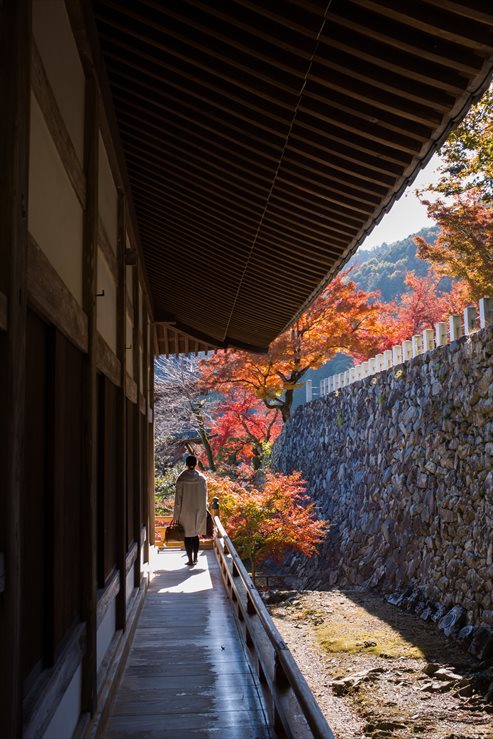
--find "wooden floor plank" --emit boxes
[104,550,272,738]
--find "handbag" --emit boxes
[165,521,185,543]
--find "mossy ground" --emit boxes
[269,590,493,738]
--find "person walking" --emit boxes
[173,455,208,566]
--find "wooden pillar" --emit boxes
[81,76,99,714]
[0,2,31,735]
[142,314,150,564]
[115,190,127,630]
[148,330,156,547]
[132,268,142,587]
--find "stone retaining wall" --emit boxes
[274,324,493,628]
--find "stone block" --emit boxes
[469,626,493,661]
[438,605,467,637]
[457,625,475,643]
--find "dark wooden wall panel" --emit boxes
[97,375,119,586]
[52,331,83,658]
[21,310,50,682]
[22,314,84,678]
[126,398,134,549]
[140,412,146,531]
[97,373,105,587]
[103,378,118,581]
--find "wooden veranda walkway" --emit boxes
[105,549,272,738]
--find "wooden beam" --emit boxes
[0,291,8,332]
[27,233,88,353]
[95,331,121,387]
[0,1,31,735]
[96,570,120,630]
[98,218,118,282]
[153,322,159,357]
[126,292,133,322]
[125,373,138,405]
[115,188,127,631]
[80,75,99,715]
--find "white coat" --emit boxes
[173,468,208,537]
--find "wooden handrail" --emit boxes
[213,516,335,739]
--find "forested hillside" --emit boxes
[291,226,440,411]
[346,226,439,301]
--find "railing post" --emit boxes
[412,334,423,357]
[383,349,393,369]
[247,592,256,615]
[449,314,463,342]
[479,297,493,328]
[275,653,290,690]
[423,328,434,352]
[464,305,478,334]
[435,321,448,347]
[402,339,413,361]
[392,345,403,365]
[210,496,219,520]
[306,379,312,403]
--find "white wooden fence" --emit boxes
[308,297,493,403]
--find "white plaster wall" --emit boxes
[126,568,135,608]
[98,134,117,252]
[96,251,117,353]
[41,664,81,739]
[32,0,85,162]
[29,94,83,305]
[126,313,134,379]
[96,598,116,673]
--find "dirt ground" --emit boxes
[268,590,493,739]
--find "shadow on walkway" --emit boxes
[104,549,272,738]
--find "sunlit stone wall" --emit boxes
[274,324,493,627]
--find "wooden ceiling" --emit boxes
[91,0,493,354]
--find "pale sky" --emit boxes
[359,153,442,251]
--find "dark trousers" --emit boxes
[184,536,199,560]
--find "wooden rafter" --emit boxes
[92,0,493,350]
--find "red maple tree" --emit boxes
[380,271,470,346]
[207,471,328,583]
[200,271,385,421]
[209,389,282,470]
[414,196,493,302]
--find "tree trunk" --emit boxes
[198,426,216,471]
[281,388,294,422]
